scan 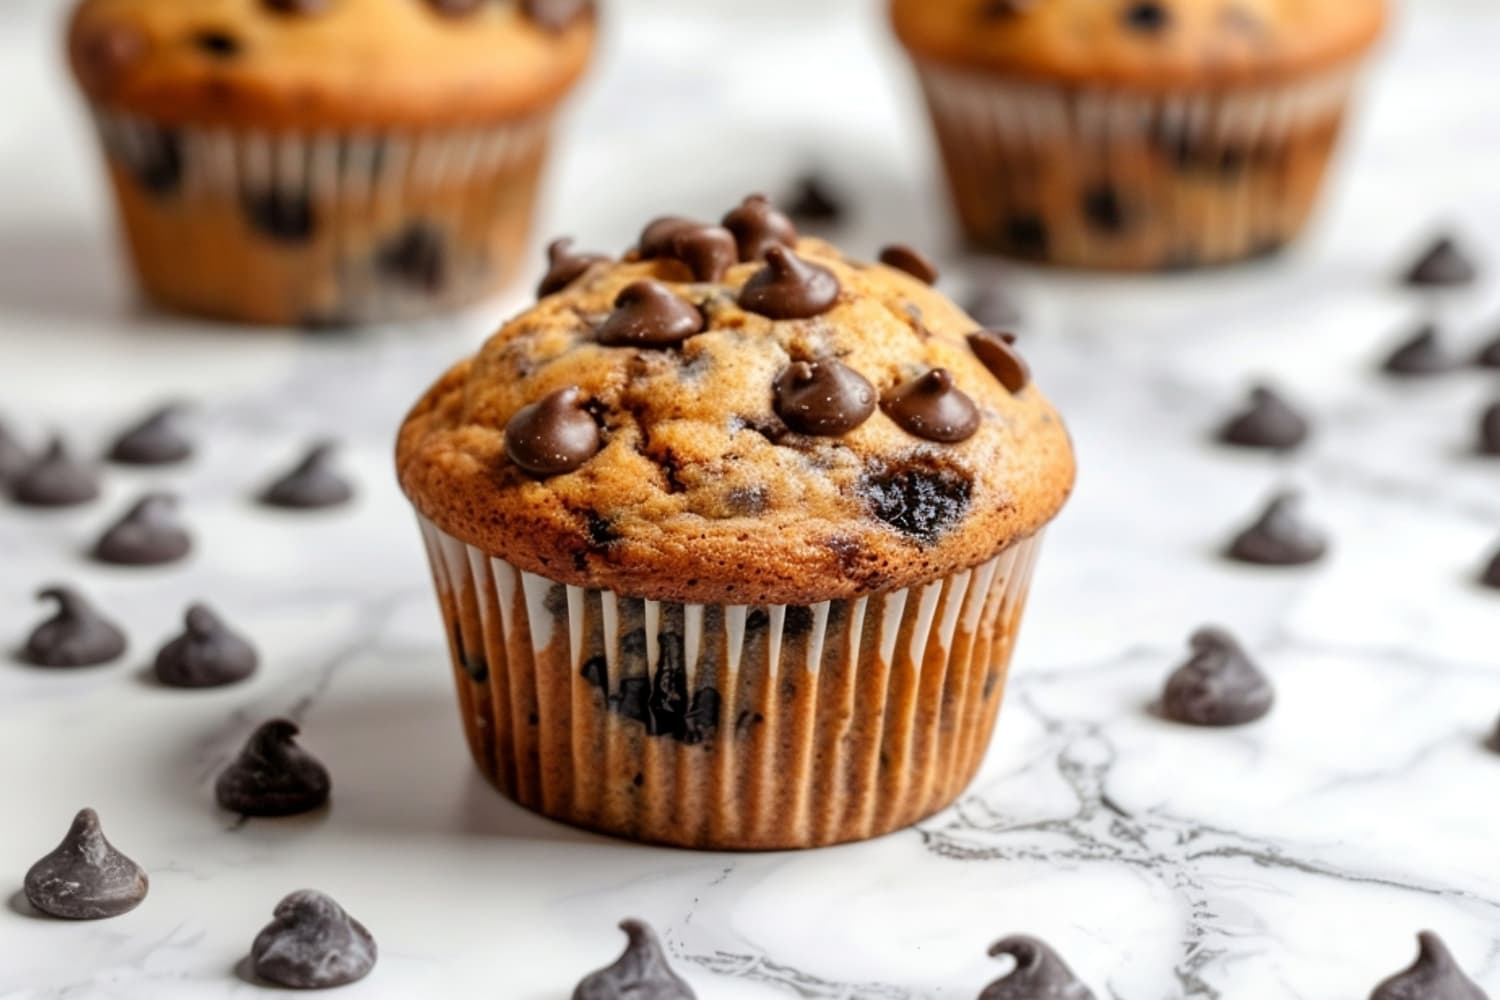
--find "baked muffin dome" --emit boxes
[397,197,1075,606]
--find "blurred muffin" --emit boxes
[397,196,1075,849]
[68,0,596,326]
[891,0,1386,270]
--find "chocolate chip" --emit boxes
[505,386,602,477]
[647,633,689,740]
[107,403,193,465]
[597,280,705,347]
[192,30,241,58]
[263,0,330,11]
[786,172,845,224]
[242,190,316,243]
[738,246,840,320]
[980,935,1096,1000]
[1475,332,1500,369]
[1217,385,1310,451]
[1159,627,1273,726]
[91,493,192,566]
[683,687,721,745]
[722,194,798,262]
[1001,216,1049,259]
[878,244,940,285]
[9,437,100,507]
[0,417,31,484]
[539,238,608,297]
[522,0,594,32]
[669,225,737,283]
[1370,932,1488,1000]
[154,604,258,688]
[1403,236,1477,288]
[23,809,148,920]
[637,217,696,258]
[860,459,973,543]
[1483,548,1500,591]
[259,442,354,509]
[979,0,1037,18]
[250,890,377,990]
[378,223,446,293]
[216,719,331,817]
[773,360,875,436]
[1479,401,1500,456]
[129,128,183,196]
[965,284,1023,328]
[20,586,127,668]
[967,329,1030,393]
[1122,1,1171,33]
[573,919,696,1000]
[882,369,981,443]
[1225,490,1328,566]
[1082,185,1127,233]
[1382,323,1455,376]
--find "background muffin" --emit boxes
[397,197,1075,849]
[68,0,596,326]
[891,0,1386,270]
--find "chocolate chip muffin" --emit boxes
[397,195,1075,849]
[67,0,595,326]
[891,0,1386,270]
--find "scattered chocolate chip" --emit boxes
[1479,401,1500,456]
[967,329,1030,393]
[216,719,331,817]
[539,238,608,297]
[637,217,696,258]
[669,225,737,283]
[965,284,1023,328]
[1217,385,1310,451]
[980,935,1096,1000]
[1383,323,1455,376]
[722,194,798,262]
[878,244,940,285]
[573,919,696,1000]
[1082,185,1128,233]
[23,809,148,920]
[860,459,973,544]
[1122,1,1171,33]
[91,493,192,566]
[20,586,127,668]
[1225,490,1328,566]
[263,0,330,12]
[1483,548,1500,591]
[786,172,845,223]
[1370,932,1488,1000]
[597,280,705,347]
[1001,216,1049,259]
[505,386,602,477]
[127,128,183,197]
[738,246,840,320]
[259,442,354,509]
[154,604,258,688]
[9,437,100,507]
[1160,627,1273,726]
[378,223,446,294]
[242,190,316,243]
[773,360,876,436]
[107,403,193,465]
[1403,236,1477,288]
[882,369,981,443]
[1475,332,1500,369]
[522,0,594,32]
[0,418,30,484]
[192,30,242,58]
[251,890,376,990]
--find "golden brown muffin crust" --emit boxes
[69,0,595,129]
[397,218,1075,607]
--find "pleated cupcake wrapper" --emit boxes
[914,62,1363,269]
[416,513,1046,850]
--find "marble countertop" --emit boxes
[2,1,1498,997]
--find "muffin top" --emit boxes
[397,196,1075,606]
[68,0,595,129]
[891,0,1386,89]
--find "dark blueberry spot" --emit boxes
[378,224,447,294]
[783,605,815,638]
[192,30,242,57]
[128,129,183,197]
[243,190,316,243]
[859,458,974,544]
[683,687,721,745]
[614,677,650,725]
[581,655,608,697]
[1082,185,1127,233]
[1000,216,1049,259]
[646,633,688,739]
[1123,1,1170,32]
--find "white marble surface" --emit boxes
[2,1,1499,997]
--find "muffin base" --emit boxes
[91,112,552,326]
[915,64,1362,270]
[417,515,1045,851]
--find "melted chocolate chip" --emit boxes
[738,246,840,320]
[521,0,594,32]
[573,919,696,1000]
[882,369,980,443]
[860,459,973,544]
[1217,385,1310,451]
[259,442,354,509]
[965,284,1023,328]
[878,244,940,285]
[154,604,258,688]
[0,418,30,484]
[669,225,737,283]
[1403,236,1477,288]
[263,0,330,12]
[1475,332,1500,369]
[597,280,705,347]
[192,30,241,58]
[505,386,602,477]
[786,172,845,223]
[1225,490,1328,566]
[9,437,100,507]
[980,935,1096,1000]
[242,190,316,243]
[21,586,127,668]
[1122,1,1171,33]
[1160,627,1273,726]
[251,890,377,990]
[1082,185,1127,233]
[1370,932,1488,1000]
[967,330,1030,393]
[216,719,331,816]
[1479,401,1500,456]
[91,493,192,566]
[539,238,608,297]
[24,809,148,920]
[107,403,193,465]
[378,223,447,293]
[722,194,798,262]
[773,360,876,436]
[1383,323,1455,376]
